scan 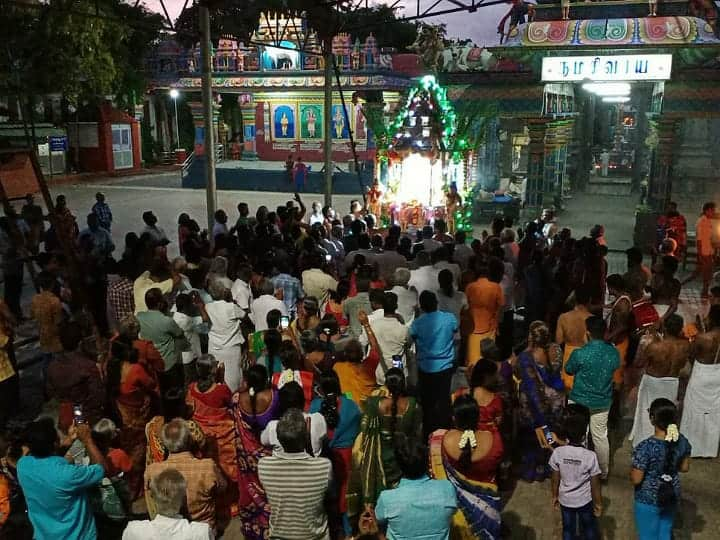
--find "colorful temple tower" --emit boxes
[144,11,410,167]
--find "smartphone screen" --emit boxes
[280,316,290,330]
[73,405,85,424]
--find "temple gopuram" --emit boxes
[144,12,416,172]
[439,0,720,245]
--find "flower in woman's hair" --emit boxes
[249,387,256,397]
[665,423,680,443]
[279,369,295,386]
[459,429,477,450]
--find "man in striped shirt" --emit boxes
[258,408,332,540]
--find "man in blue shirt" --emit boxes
[17,418,106,540]
[565,315,620,480]
[376,437,457,540]
[410,290,458,438]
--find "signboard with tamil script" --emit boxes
[541,54,673,82]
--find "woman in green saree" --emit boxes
[349,368,423,516]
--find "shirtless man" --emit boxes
[634,314,689,378]
[681,305,720,457]
[629,314,689,446]
[691,305,720,364]
[556,287,592,390]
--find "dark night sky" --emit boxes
[145,0,509,47]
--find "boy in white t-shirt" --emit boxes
[550,409,603,539]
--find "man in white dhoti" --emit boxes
[629,315,688,447]
[681,306,720,457]
[205,279,248,392]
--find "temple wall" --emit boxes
[670,117,720,210]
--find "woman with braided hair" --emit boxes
[231,364,279,540]
[429,394,503,539]
[310,371,361,538]
[350,368,422,515]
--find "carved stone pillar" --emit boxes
[648,116,679,210]
[526,118,549,212]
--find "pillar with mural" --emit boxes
[239,94,258,160]
[187,97,220,156]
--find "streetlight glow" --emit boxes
[169,89,181,149]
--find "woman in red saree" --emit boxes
[106,338,159,499]
[232,364,280,540]
[186,355,238,519]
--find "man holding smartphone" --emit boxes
[17,418,107,540]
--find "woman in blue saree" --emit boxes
[516,321,565,482]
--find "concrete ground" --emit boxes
[5,171,718,539]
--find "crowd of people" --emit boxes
[0,191,716,540]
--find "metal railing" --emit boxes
[180,150,195,179]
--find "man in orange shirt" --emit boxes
[464,260,504,368]
[683,202,715,298]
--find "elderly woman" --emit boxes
[124,468,213,539]
[205,279,247,392]
[207,256,233,291]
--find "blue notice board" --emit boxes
[49,135,68,151]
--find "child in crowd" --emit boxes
[550,408,602,540]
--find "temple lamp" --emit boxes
[169,88,181,150]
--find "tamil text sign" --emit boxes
[541,54,673,82]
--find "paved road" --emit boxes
[6,173,717,539]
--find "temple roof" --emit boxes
[503,16,720,48]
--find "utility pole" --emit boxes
[200,3,217,230]
[323,44,333,207]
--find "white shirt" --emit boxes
[172,312,206,363]
[365,315,410,385]
[434,261,461,286]
[309,212,324,226]
[408,265,440,297]
[230,279,253,311]
[261,412,327,457]
[390,286,418,326]
[141,225,168,244]
[122,515,214,540]
[251,294,288,331]
[453,243,474,271]
[205,300,245,348]
[436,290,468,324]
